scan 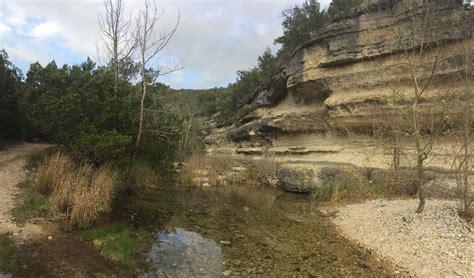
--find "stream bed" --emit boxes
[118,185,397,277]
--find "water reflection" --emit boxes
[125,185,392,277]
[146,228,223,277]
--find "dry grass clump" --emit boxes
[182,154,232,186]
[181,155,281,187]
[70,167,114,228]
[33,152,115,228]
[34,152,73,195]
[312,168,384,202]
[127,162,161,190]
[245,159,280,187]
[329,169,373,201]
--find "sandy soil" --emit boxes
[0,143,47,235]
[331,199,473,277]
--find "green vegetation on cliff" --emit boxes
[205,0,363,125]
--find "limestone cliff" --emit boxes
[206,0,473,171]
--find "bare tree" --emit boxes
[369,0,462,213]
[176,100,205,159]
[98,0,137,91]
[394,2,444,213]
[451,36,473,217]
[134,0,181,151]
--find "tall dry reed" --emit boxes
[33,152,115,227]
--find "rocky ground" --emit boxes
[331,199,473,277]
[0,143,47,235]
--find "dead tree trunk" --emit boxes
[133,0,181,155]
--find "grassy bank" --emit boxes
[0,234,18,273]
[10,148,162,269]
[80,223,152,265]
[310,169,390,202]
[12,179,48,224]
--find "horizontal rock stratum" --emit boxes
[206,0,473,173]
[285,0,473,132]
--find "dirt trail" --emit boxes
[0,143,121,276]
[0,143,47,235]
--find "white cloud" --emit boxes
[30,21,62,38]
[5,15,27,28]
[3,45,46,64]
[255,24,268,36]
[0,0,335,88]
[0,23,12,36]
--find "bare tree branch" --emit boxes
[134,0,181,156]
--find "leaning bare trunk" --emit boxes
[135,53,146,154]
[412,97,426,213]
[393,131,401,170]
[416,154,426,213]
[461,78,471,215]
[114,37,119,96]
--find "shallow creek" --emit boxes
[117,185,396,277]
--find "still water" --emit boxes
[147,228,222,277]
[119,185,395,277]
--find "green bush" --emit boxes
[72,131,133,165]
[18,58,179,167]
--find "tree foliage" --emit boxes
[3,56,178,167]
[274,0,329,60]
[327,0,363,18]
[23,59,135,164]
[0,50,24,140]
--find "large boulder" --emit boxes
[277,163,321,193]
[276,162,356,193]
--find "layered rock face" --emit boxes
[206,0,473,174]
[286,0,473,132]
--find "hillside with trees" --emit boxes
[0,0,472,277]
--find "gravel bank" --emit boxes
[332,199,473,277]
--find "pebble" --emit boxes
[223,270,232,276]
[220,240,231,245]
[333,199,473,277]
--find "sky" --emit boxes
[0,0,331,89]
